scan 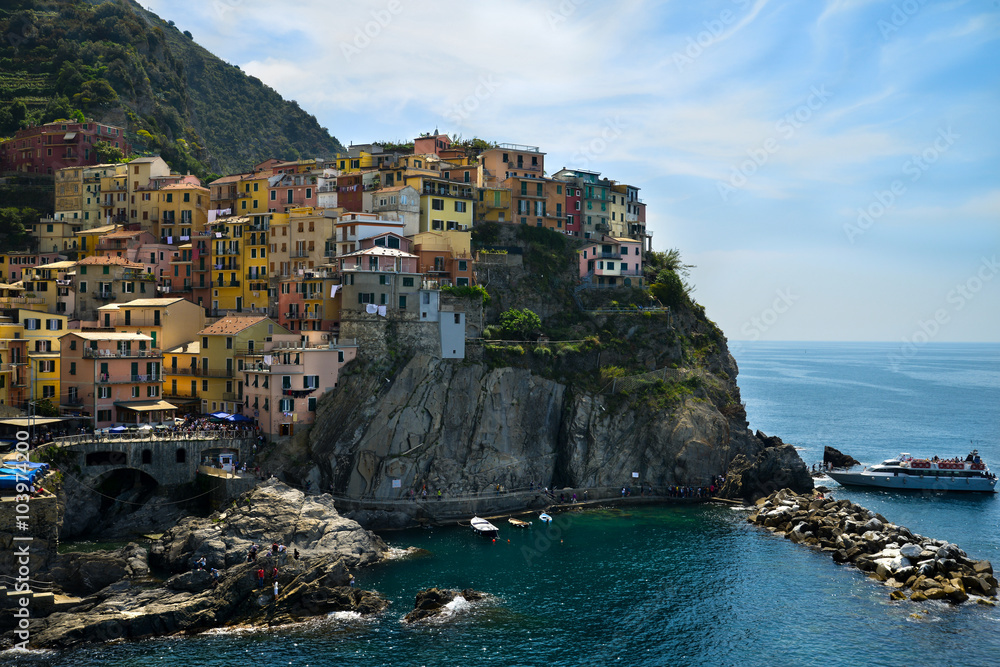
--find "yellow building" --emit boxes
[162,339,201,415]
[404,175,475,233]
[0,319,28,409]
[97,297,206,351]
[54,166,84,220]
[151,182,210,242]
[19,258,75,315]
[32,218,83,255]
[475,187,512,224]
[99,164,129,224]
[165,315,291,416]
[235,174,271,215]
[242,214,271,313]
[29,352,60,405]
[75,223,119,259]
[609,183,629,237]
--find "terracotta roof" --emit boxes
[377,185,415,192]
[161,183,208,192]
[75,224,118,236]
[100,229,146,239]
[209,174,248,185]
[197,315,270,336]
[77,255,146,268]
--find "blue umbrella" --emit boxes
[227,414,253,422]
[209,411,231,420]
[109,426,127,433]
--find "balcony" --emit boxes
[212,262,241,271]
[83,348,162,359]
[97,373,163,384]
[245,273,266,282]
[222,392,241,401]
[164,389,199,399]
[213,247,240,255]
[167,367,234,379]
[61,397,84,407]
[93,291,117,300]
[211,280,241,288]
[290,251,310,259]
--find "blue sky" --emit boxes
[146,0,1000,343]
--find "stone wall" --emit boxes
[0,490,61,576]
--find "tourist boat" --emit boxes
[508,518,531,528]
[539,513,553,523]
[826,451,997,492]
[470,517,499,538]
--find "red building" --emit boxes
[337,173,363,212]
[565,183,582,237]
[0,120,130,175]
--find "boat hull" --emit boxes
[827,470,996,493]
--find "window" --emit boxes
[455,201,466,213]
[69,362,76,375]
[431,198,444,210]
[282,376,291,389]
[97,386,110,398]
[279,398,294,412]
[25,318,40,330]
[304,375,319,389]
[226,337,233,350]
[132,386,140,398]
[457,277,469,286]
[202,337,208,349]
[79,281,87,293]
[458,260,467,271]
[97,409,112,422]
[399,295,407,309]
[308,397,317,412]
[402,277,414,287]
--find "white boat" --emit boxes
[470,516,499,538]
[826,451,996,493]
[539,513,553,523]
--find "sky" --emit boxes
[144,0,1000,343]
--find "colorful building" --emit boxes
[578,237,644,288]
[478,143,545,188]
[410,231,474,287]
[0,120,130,175]
[242,334,357,437]
[58,331,171,428]
[0,319,28,410]
[405,175,474,233]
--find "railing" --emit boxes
[290,251,310,258]
[93,292,116,300]
[82,348,162,359]
[49,430,257,447]
[164,389,199,399]
[0,296,46,305]
[222,392,241,401]
[97,373,163,384]
[214,248,239,255]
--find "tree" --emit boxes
[32,398,59,418]
[498,308,542,340]
[94,141,125,163]
[650,269,688,309]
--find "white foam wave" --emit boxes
[328,610,363,621]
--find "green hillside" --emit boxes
[0,0,344,179]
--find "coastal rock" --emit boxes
[17,554,387,649]
[402,587,486,623]
[721,434,813,501]
[823,446,860,469]
[44,543,149,597]
[747,489,996,605]
[150,479,387,573]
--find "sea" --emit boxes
[7,341,1000,666]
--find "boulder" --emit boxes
[973,560,994,575]
[823,446,860,469]
[402,587,486,623]
[899,544,923,560]
[151,480,387,574]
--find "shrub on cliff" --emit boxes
[498,308,541,340]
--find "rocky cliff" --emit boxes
[289,227,811,508]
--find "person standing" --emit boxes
[257,568,265,588]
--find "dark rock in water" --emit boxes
[403,587,486,623]
[823,446,860,468]
[722,432,813,501]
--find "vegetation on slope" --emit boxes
[0,0,344,179]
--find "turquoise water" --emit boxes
[10,342,1000,666]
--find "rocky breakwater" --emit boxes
[2,481,390,649]
[749,489,997,604]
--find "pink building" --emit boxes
[241,334,357,437]
[578,236,644,288]
[59,331,173,428]
[267,172,318,212]
[95,228,157,263]
[0,120,130,174]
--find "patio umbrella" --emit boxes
[109,426,127,433]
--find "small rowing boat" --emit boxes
[539,513,553,523]
[470,516,499,538]
[508,518,531,528]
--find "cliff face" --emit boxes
[305,347,805,503]
[297,226,811,505]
